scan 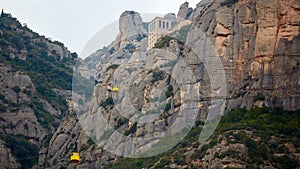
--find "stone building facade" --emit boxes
[148,17,172,49]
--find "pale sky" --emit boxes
[0,0,201,58]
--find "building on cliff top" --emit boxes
[147,16,192,50]
[148,17,172,49]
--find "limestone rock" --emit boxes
[189,0,300,111]
[47,42,71,60]
[117,11,147,48]
[60,0,300,168]
[46,117,81,167]
[191,0,214,21]
[177,2,194,22]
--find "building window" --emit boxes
[163,21,165,28]
[159,20,161,28]
[166,22,169,29]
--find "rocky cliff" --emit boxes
[47,0,300,168]
[0,0,299,168]
[0,11,79,168]
[115,11,147,49]
[190,0,300,111]
[177,2,194,21]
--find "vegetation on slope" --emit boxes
[104,107,300,169]
[0,134,39,169]
[0,11,77,116]
[0,11,79,167]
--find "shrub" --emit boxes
[271,155,298,169]
[164,102,171,112]
[165,85,173,98]
[154,35,175,48]
[209,139,218,148]
[172,152,186,165]
[220,0,239,7]
[115,117,128,129]
[23,89,32,96]
[124,44,136,52]
[101,97,114,108]
[108,47,115,54]
[154,157,171,169]
[136,34,145,42]
[106,64,119,72]
[0,104,7,112]
[124,122,137,136]
[191,144,208,160]
[151,70,165,83]
[1,134,39,169]
[12,86,21,93]
[254,93,265,102]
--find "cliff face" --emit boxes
[190,0,300,111]
[49,0,299,168]
[177,2,194,21]
[0,12,78,168]
[1,0,299,168]
[116,11,147,49]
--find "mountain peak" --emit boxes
[177,1,194,21]
[117,10,147,48]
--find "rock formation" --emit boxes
[189,0,300,111]
[50,0,300,168]
[0,0,299,168]
[116,11,147,49]
[0,12,77,168]
[191,0,214,20]
[177,2,194,22]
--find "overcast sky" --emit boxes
[0,0,200,58]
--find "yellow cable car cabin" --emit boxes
[112,86,120,92]
[70,152,80,163]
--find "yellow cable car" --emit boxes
[112,86,120,92]
[70,152,80,163]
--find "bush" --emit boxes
[154,35,175,48]
[165,85,173,98]
[164,102,171,112]
[0,104,7,112]
[108,47,115,54]
[115,117,128,129]
[23,89,32,96]
[136,34,145,42]
[1,134,39,169]
[101,97,114,108]
[254,93,265,102]
[12,86,21,93]
[271,155,298,169]
[191,144,208,160]
[209,139,218,148]
[151,70,165,83]
[172,153,186,165]
[106,64,119,72]
[124,122,137,136]
[154,157,171,169]
[124,44,136,52]
[220,0,239,7]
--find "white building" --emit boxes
[148,17,172,49]
[147,17,192,50]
